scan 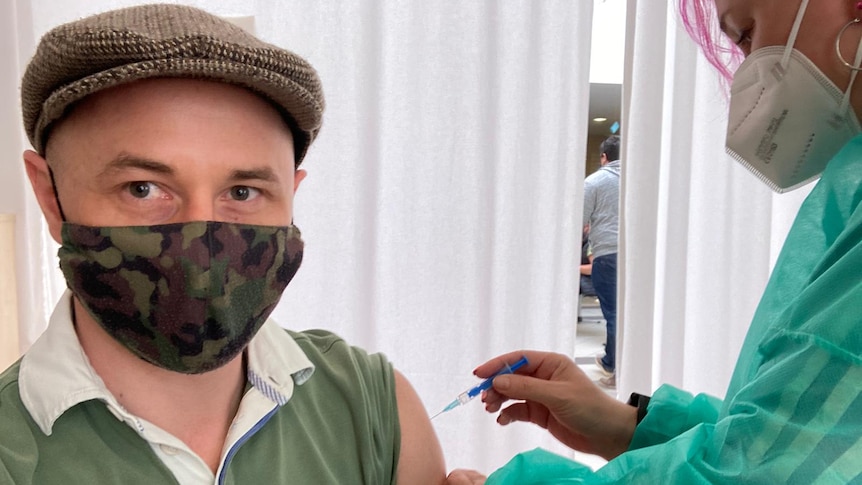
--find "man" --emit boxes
[0,5,444,484]
[583,135,620,387]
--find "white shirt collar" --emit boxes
[19,290,314,435]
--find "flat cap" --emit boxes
[21,3,324,165]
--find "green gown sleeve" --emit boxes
[627,385,721,451]
[486,136,862,485]
[490,342,861,484]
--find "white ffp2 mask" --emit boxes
[725,0,862,193]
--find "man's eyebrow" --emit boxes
[98,155,281,183]
[100,154,175,176]
[229,167,280,183]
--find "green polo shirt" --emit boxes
[0,292,400,484]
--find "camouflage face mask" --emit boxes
[58,221,303,374]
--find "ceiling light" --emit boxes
[593,117,607,122]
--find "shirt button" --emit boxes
[160,444,180,456]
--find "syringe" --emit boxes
[431,356,529,419]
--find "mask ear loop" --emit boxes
[48,166,75,324]
[780,0,811,68]
[48,167,68,222]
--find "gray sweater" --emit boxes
[583,160,620,259]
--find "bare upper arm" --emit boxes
[394,369,446,485]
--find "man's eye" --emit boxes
[128,182,152,198]
[230,186,256,201]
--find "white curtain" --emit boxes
[0,214,20,370]
[2,0,592,474]
[618,0,812,401]
[2,0,63,360]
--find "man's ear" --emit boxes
[23,150,64,244]
[294,168,307,193]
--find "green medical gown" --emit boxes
[488,136,862,484]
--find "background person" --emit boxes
[579,224,596,299]
[583,135,621,387]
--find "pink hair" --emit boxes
[678,0,743,87]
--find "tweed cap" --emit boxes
[21,3,324,165]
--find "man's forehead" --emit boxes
[48,78,294,146]
[45,78,296,173]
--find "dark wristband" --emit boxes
[627,392,651,425]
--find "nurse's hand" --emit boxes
[478,350,637,460]
[446,469,486,485]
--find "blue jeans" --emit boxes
[591,253,617,373]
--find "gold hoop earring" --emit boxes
[836,7,862,71]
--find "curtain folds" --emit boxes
[3,0,592,474]
[6,0,817,476]
[0,214,20,370]
[4,0,816,476]
[2,0,61,358]
[619,0,811,401]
